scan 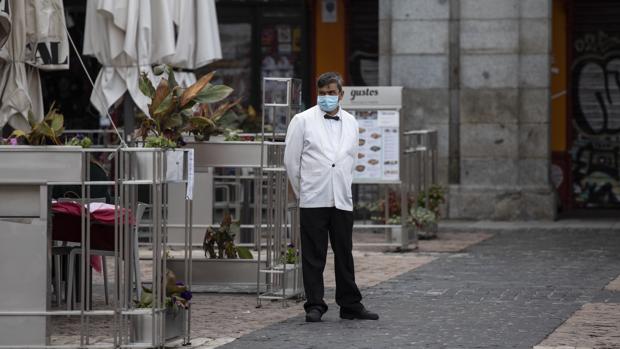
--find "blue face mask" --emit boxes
[317,95,339,112]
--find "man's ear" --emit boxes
[338,90,344,101]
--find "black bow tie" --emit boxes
[324,114,340,121]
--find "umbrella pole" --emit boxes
[122,93,136,145]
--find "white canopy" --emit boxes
[165,0,222,87]
[0,0,10,48]
[83,0,223,115]
[0,0,69,130]
[83,0,176,116]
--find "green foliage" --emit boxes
[67,136,93,148]
[10,104,65,145]
[280,243,299,265]
[416,184,446,218]
[137,65,237,146]
[236,246,254,260]
[136,269,192,310]
[202,212,252,259]
[408,206,437,228]
[144,135,177,149]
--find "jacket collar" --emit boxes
[313,106,353,163]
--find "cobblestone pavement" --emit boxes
[50,232,489,347]
[219,229,620,349]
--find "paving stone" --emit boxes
[220,230,620,349]
[537,303,620,349]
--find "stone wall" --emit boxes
[380,0,555,220]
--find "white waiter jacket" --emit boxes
[284,105,359,211]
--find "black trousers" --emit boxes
[300,207,363,314]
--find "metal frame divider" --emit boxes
[256,77,304,306]
[402,130,439,238]
[0,147,192,349]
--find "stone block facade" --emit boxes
[380,0,555,220]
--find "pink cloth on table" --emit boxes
[91,256,103,273]
[52,201,135,272]
[52,201,135,225]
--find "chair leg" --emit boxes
[54,255,62,306]
[102,256,109,305]
[67,250,76,311]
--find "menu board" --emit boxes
[352,109,400,182]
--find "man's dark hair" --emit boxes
[317,72,343,92]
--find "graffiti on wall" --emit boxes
[571,31,620,207]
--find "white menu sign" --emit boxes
[342,86,402,183]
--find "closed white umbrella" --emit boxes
[0,0,68,131]
[0,0,9,48]
[83,0,176,116]
[164,0,222,87]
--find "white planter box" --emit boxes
[188,141,282,171]
[0,145,83,183]
[167,258,267,293]
[131,149,185,182]
[259,263,303,299]
[130,308,187,345]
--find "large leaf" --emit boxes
[179,71,215,107]
[188,116,215,128]
[153,93,174,119]
[150,79,171,115]
[138,72,156,99]
[237,247,253,259]
[193,84,233,104]
[9,130,26,138]
[34,121,54,138]
[210,98,241,122]
[27,110,37,126]
[161,113,183,130]
[166,65,178,90]
[50,114,64,133]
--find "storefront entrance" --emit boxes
[552,0,620,211]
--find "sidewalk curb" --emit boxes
[439,220,620,233]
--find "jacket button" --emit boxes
[332,164,335,167]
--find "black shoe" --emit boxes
[305,309,322,322]
[340,307,379,320]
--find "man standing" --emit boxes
[284,72,379,322]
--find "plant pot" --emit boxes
[130,149,185,182]
[416,222,438,240]
[167,257,268,293]
[130,308,187,345]
[187,141,280,171]
[0,145,83,183]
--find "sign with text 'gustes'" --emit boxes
[340,86,402,109]
[341,86,402,184]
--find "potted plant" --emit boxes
[201,212,253,260]
[412,184,446,239]
[133,65,236,181]
[279,242,299,266]
[408,206,438,239]
[131,269,192,344]
[166,212,264,292]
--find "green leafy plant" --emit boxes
[137,65,237,147]
[202,212,253,259]
[417,184,446,219]
[408,206,437,229]
[67,136,93,148]
[280,243,299,265]
[136,269,192,309]
[10,104,64,145]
